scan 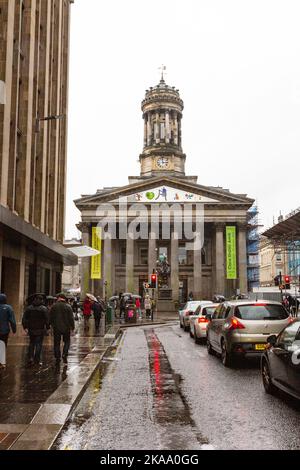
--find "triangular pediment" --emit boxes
[75,176,254,208]
[111,185,219,204]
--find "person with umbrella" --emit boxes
[91,298,104,332]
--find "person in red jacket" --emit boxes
[135,297,142,320]
[83,297,92,330]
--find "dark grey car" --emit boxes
[261,320,300,400]
[206,300,291,367]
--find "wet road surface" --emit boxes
[53,323,300,450]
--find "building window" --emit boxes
[120,246,126,265]
[179,245,187,265]
[276,253,282,262]
[140,248,148,265]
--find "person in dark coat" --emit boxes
[22,294,49,366]
[0,294,17,369]
[49,293,75,364]
[92,301,103,332]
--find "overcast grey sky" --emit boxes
[65,0,300,239]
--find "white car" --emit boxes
[189,303,218,343]
[179,301,213,331]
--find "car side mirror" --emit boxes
[267,335,277,346]
[206,314,212,321]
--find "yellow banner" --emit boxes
[226,226,237,280]
[91,227,102,279]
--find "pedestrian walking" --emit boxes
[119,294,126,320]
[22,294,49,366]
[83,296,92,330]
[49,293,75,365]
[135,297,142,320]
[0,293,17,369]
[72,298,79,321]
[144,295,152,320]
[92,300,103,332]
[188,292,194,301]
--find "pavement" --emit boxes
[0,320,121,450]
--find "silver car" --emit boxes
[179,301,213,331]
[206,300,292,367]
[189,304,219,343]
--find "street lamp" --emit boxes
[35,114,65,133]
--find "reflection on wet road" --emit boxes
[0,324,106,426]
[53,324,300,450]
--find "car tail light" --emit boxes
[228,317,245,331]
[198,317,208,324]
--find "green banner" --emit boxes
[226,226,237,280]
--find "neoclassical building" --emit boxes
[75,75,254,309]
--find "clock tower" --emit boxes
[139,74,186,178]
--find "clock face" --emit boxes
[156,157,169,169]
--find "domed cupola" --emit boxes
[139,71,186,177]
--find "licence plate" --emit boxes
[255,344,266,351]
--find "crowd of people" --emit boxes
[116,293,155,321]
[0,292,107,370]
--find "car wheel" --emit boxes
[184,324,189,332]
[221,340,233,367]
[206,335,215,355]
[262,359,276,395]
[194,329,201,344]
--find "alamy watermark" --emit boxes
[94,197,205,251]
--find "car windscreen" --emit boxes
[234,304,289,320]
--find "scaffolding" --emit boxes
[247,205,261,291]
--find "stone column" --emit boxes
[126,229,134,293]
[215,223,225,295]
[171,231,179,302]
[144,116,147,147]
[148,232,157,279]
[174,112,178,145]
[155,112,160,143]
[165,111,170,143]
[193,234,202,299]
[238,223,248,294]
[147,113,152,146]
[81,223,91,299]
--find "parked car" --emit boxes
[261,320,300,400]
[206,300,292,367]
[179,301,213,331]
[189,304,219,343]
